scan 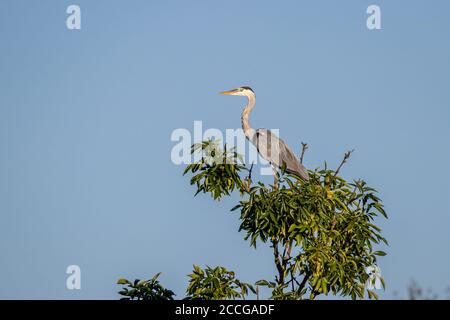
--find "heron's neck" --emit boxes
[241,94,256,139]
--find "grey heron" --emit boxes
[220,86,309,187]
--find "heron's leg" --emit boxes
[272,165,279,190]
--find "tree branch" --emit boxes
[246,163,254,191]
[310,290,321,300]
[271,238,285,285]
[334,149,354,176]
[298,274,310,293]
[300,142,308,164]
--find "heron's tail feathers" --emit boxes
[286,167,309,182]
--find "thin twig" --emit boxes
[291,275,301,287]
[298,274,310,293]
[334,149,354,177]
[300,142,308,164]
[310,290,321,300]
[246,163,254,191]
[290,273,295,292]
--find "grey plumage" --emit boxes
[250,128,309,180]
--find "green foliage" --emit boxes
[183,140,247,200]
[117,140,388,300]
[186,265,256,300]
[117,273,175,300]
[183,141,389,300]
[117,266,253,300]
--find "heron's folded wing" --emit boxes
[253,129,309,180]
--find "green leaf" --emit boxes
[117,279,131,285]
[255,280,269,286]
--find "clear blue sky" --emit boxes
[1,0,449,299]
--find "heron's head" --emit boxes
[220,86,254,97]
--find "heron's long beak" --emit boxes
[219,89,239,95]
